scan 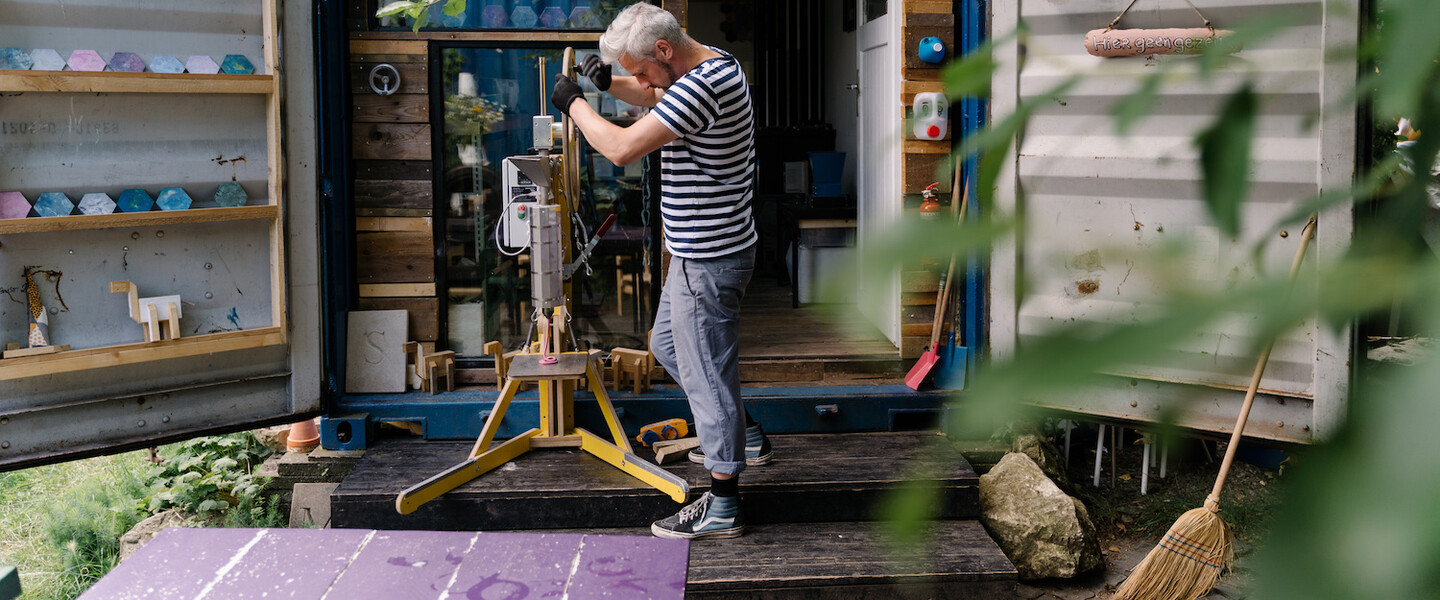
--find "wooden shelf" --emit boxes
[0,70,274,94]
[0,205,279,235]
[0,327,286,381]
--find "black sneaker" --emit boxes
[689,424,773,466]
[651,491,745,539]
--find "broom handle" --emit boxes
[928,165,967,349]
[1206,214,1317,511]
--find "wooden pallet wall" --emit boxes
[351,39,440,342]
[898,0,955,358]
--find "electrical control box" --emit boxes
[501,157,541,250]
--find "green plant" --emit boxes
[377,0,467,32]
[445,94,506,137]
[145,433,274,521]
[27,454,151,598]
[857,0,1440,597]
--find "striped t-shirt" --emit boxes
[650,47,758,259]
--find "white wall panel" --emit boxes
[990,0,1357,443]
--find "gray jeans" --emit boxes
[650,245,755,475]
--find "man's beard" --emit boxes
[657,61,679,89]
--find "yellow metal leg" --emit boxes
[472,378,523,458]
[396,428,541,514]
[587,364,633,454]
[577,428,689,503]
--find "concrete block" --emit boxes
[289,483,339,528]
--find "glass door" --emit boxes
[438,46,656,356]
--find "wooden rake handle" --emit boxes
[1206,214,1318,510]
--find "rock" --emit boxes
[118,510,189,562]
[980,453,1104,580]
[1013,431,1072,491]
[253,425,290,454]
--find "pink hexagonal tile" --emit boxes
[0,192,31,220]
[186,55,220,75]
[67,49,106,72]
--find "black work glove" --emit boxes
[551,73,585,116]
[579,54,612,92]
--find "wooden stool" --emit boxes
[609,347,655,393]
[485,341,531,392]
[423,350,456,394]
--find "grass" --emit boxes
[0,451,152,600]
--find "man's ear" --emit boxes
[654,39,672,61]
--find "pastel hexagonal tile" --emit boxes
[0,192,30,220]
[214,182,248,208]
[117,189,154,213]
[0,48,33,70]
[149,55,185,74]
[67,49,106,72]
[29,49,65,71]
[156,188,193,211]
[108,52,146,73]
[78,193,117,215]
[186,55,219,75]
[219,54,254,75]
[34,192,73,217]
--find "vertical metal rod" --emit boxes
[1161,440,1168,479]
[1093,424,1105,487]
[538,57,547,117]
[1063,420,1073,466]
[1141,441,1151,495]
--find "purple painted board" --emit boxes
[566,534,688,599]
[324,530,477,599]
[78,527,261,600]
[203,528,372,599]
[449,531,585,600]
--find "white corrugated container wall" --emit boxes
[989,0,1358,444]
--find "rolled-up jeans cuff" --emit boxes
[705,458,744,476]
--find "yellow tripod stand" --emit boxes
[396,49,688,515]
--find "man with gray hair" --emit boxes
[551,2,769,540]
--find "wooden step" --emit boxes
[686,520,1015,598]
[332,432,980,531]
[536,521,1017,599]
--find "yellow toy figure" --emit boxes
[24,268,49,348]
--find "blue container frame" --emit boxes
[314,0,989,450]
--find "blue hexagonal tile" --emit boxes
[214,182,249,208]
[0,48,33,70]
[34,192,73,217]
[109,52,146,73]
[186,55,219,75]
[219,54,254,75]
[0,192,30,219]
[29,49,65,71]
[149,55,185,74]
[78,193,117,215]
[117,189,154,213]
[156,188,193,211]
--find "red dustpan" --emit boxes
[905,253,956,390]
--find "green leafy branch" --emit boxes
[377,0,468,32]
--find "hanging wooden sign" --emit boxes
[1085,27,1231,58]
[1084,0,1233,58]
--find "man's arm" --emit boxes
[604,75,666,108]
[567,99,676,166]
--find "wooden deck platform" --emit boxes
[332,432,979,531]
[328,431,1015,598]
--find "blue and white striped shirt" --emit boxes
[650,47,757,259]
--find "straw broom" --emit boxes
[1113,214,1317,600]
